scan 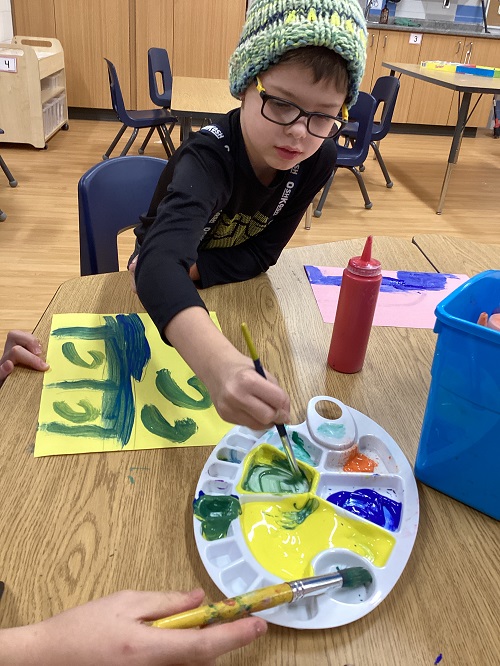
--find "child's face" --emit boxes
[240,61,346,184]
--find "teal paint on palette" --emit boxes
[241,457,310,494]
[317,422,346,439]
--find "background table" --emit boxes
[0,237,498,665]
[384,61,500,214]
[413,233,500,273]
[171,76,239,141]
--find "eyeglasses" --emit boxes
[255,77,347,140]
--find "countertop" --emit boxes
[366,19,500,39]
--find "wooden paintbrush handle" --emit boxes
[152,583,293,629]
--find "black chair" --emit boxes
[78,155,167,275]
[343,76,400,188]
[0,128,18,221]
[313,92,377,219]
[103,58,177,160]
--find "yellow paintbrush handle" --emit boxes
[152,583,293,629]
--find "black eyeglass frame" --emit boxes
[255,77,347,140]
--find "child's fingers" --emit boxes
[6,346,49,371]
[195,617,267,659]
[0,359,14,383]
[6,330,43,355]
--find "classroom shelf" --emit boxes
[0,36,68,149]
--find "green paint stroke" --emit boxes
[242,457,310,494]
[193,492,241,541]
[61,342,105,369]
[155,370,212,410]
[290,431,315,465]
[317,422,346,439]
[52,399,100,423]
[141,404,198,443]
[279,497,320,530]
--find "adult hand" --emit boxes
[1,589,267,666]
[0,330,49,387]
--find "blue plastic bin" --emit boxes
[415,270,500,520]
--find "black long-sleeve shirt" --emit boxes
[135,108,336,338]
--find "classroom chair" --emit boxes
[0,128,18,221]
[146,47,176,155]
[103,58,177,160]
[311,92,377,221]
[343,76,400,188]
[78,155,167,275]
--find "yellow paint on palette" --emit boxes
[241,494,395,580]
[35,312,231,457]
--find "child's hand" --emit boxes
[0,330,49,387]
[207,356,291,429]
[4,589,267,666]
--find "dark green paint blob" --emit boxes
[290,431,314,465]
[52,399,100,423]
[141,404,198,443]
[279,497,320,530]
[61,342,105,369]
[193,493,241,541]
[242,457,310,494]
[155,370,212,410]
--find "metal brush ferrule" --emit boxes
[289,573,343,601]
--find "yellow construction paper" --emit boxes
[35,312,232,457]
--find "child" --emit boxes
[131,0,367,430]
[0,330,49,387]
[0,587,267,664]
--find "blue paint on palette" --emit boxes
[327,488,402,531]
[305,266,459,293]
[434,654,443,665]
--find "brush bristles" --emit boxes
[339,567,372,588]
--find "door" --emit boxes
[359,30,380,94]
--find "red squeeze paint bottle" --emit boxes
[328,235,382,373]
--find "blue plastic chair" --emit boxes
[148,47,173,108]
[103,58,176,160]
[314,92,377,216]
[78,155,167,275]
[343,76,400,188]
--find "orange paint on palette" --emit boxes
[343,447,377,473]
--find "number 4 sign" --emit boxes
[409,33,422,45]
[0,57,17,72]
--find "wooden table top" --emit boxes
[383,61,500,94]
[0,237,498,665]
[171,76,239,116]
[413,234,500,274]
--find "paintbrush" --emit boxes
[240,322,300,477]
[152,567,372,629]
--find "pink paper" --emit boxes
[304,266,470,328]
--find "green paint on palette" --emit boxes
[242,457,310,494]
[61,342,105,369]
[141,405,198,443]
[279,497,320,530]
[290,431,315,465]
[52,399,100,423]
[194,493,242,541]
[155,370,212,410]
[317,422,346,439]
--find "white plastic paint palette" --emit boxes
[193,396,419,629]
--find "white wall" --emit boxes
[0,0,13,43]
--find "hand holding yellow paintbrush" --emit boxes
[152,567,372,629]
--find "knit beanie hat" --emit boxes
[229,0,367,107]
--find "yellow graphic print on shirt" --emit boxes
[201,210,270,249]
